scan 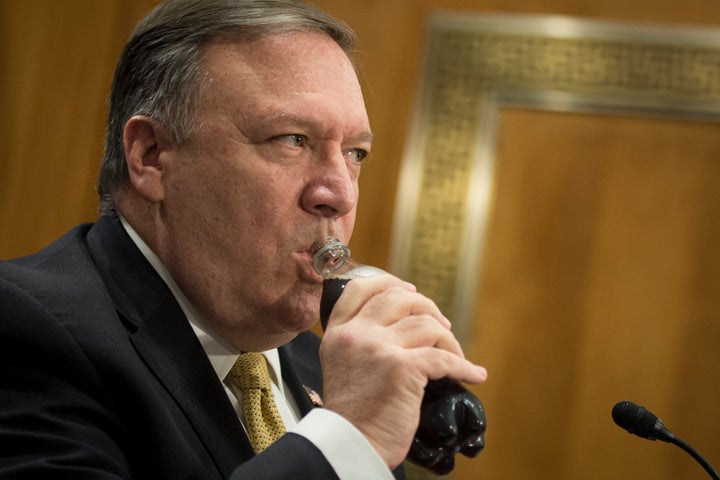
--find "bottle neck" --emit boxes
[311,237,353,278]
[311,236,387,279]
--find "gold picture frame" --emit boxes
[389,13,720,343]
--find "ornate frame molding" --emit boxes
[389,14,720,342]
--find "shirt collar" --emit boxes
[118,215,283,387]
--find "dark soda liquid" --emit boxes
[319,277,351,330]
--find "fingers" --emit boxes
[328,274,451,330]
[387,315,464,357]
[411,347,488,385]
[323,274,487,384]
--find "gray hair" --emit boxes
[98,0,356,214]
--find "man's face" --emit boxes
[155,31,371,351]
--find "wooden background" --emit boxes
[2,1,719,480]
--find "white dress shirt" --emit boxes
[120,217,393,479]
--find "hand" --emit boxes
[318,274,487,468]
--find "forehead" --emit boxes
[197,31,368,128]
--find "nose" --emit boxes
[301,146,358,218]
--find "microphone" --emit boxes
[611,400,720,480]
[611,400,674,442]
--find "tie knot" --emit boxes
[230,352,271,391]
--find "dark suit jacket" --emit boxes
[0,215,404,479]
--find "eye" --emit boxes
[344,148,369,164]
[275,134,306,147]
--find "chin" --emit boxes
[280,306,318,333]
[262,284,320,334]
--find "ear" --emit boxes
[123,115,172,203]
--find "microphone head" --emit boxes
[612,401,673,442]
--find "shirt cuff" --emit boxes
[291,408,394,479]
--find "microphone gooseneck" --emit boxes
[611,400,720,480]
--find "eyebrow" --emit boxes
[264,113,374,144]
[352,130,375,144]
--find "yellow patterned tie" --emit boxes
[228,352,287,453]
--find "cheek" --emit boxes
[239,176,300,225]
[166,145,307,242]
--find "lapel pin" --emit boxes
[303,385,323,407]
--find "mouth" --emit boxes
[295,249,324,284]
[297,228,349,283]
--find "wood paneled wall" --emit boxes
[5,0,718,262]
[0,0,720,265]
[2,2,719,480]
[466,109,720,480]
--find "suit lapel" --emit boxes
[128,295,255,474]
[279,331,324,416]
[86,216,253,477]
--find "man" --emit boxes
[0,0,487,478]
